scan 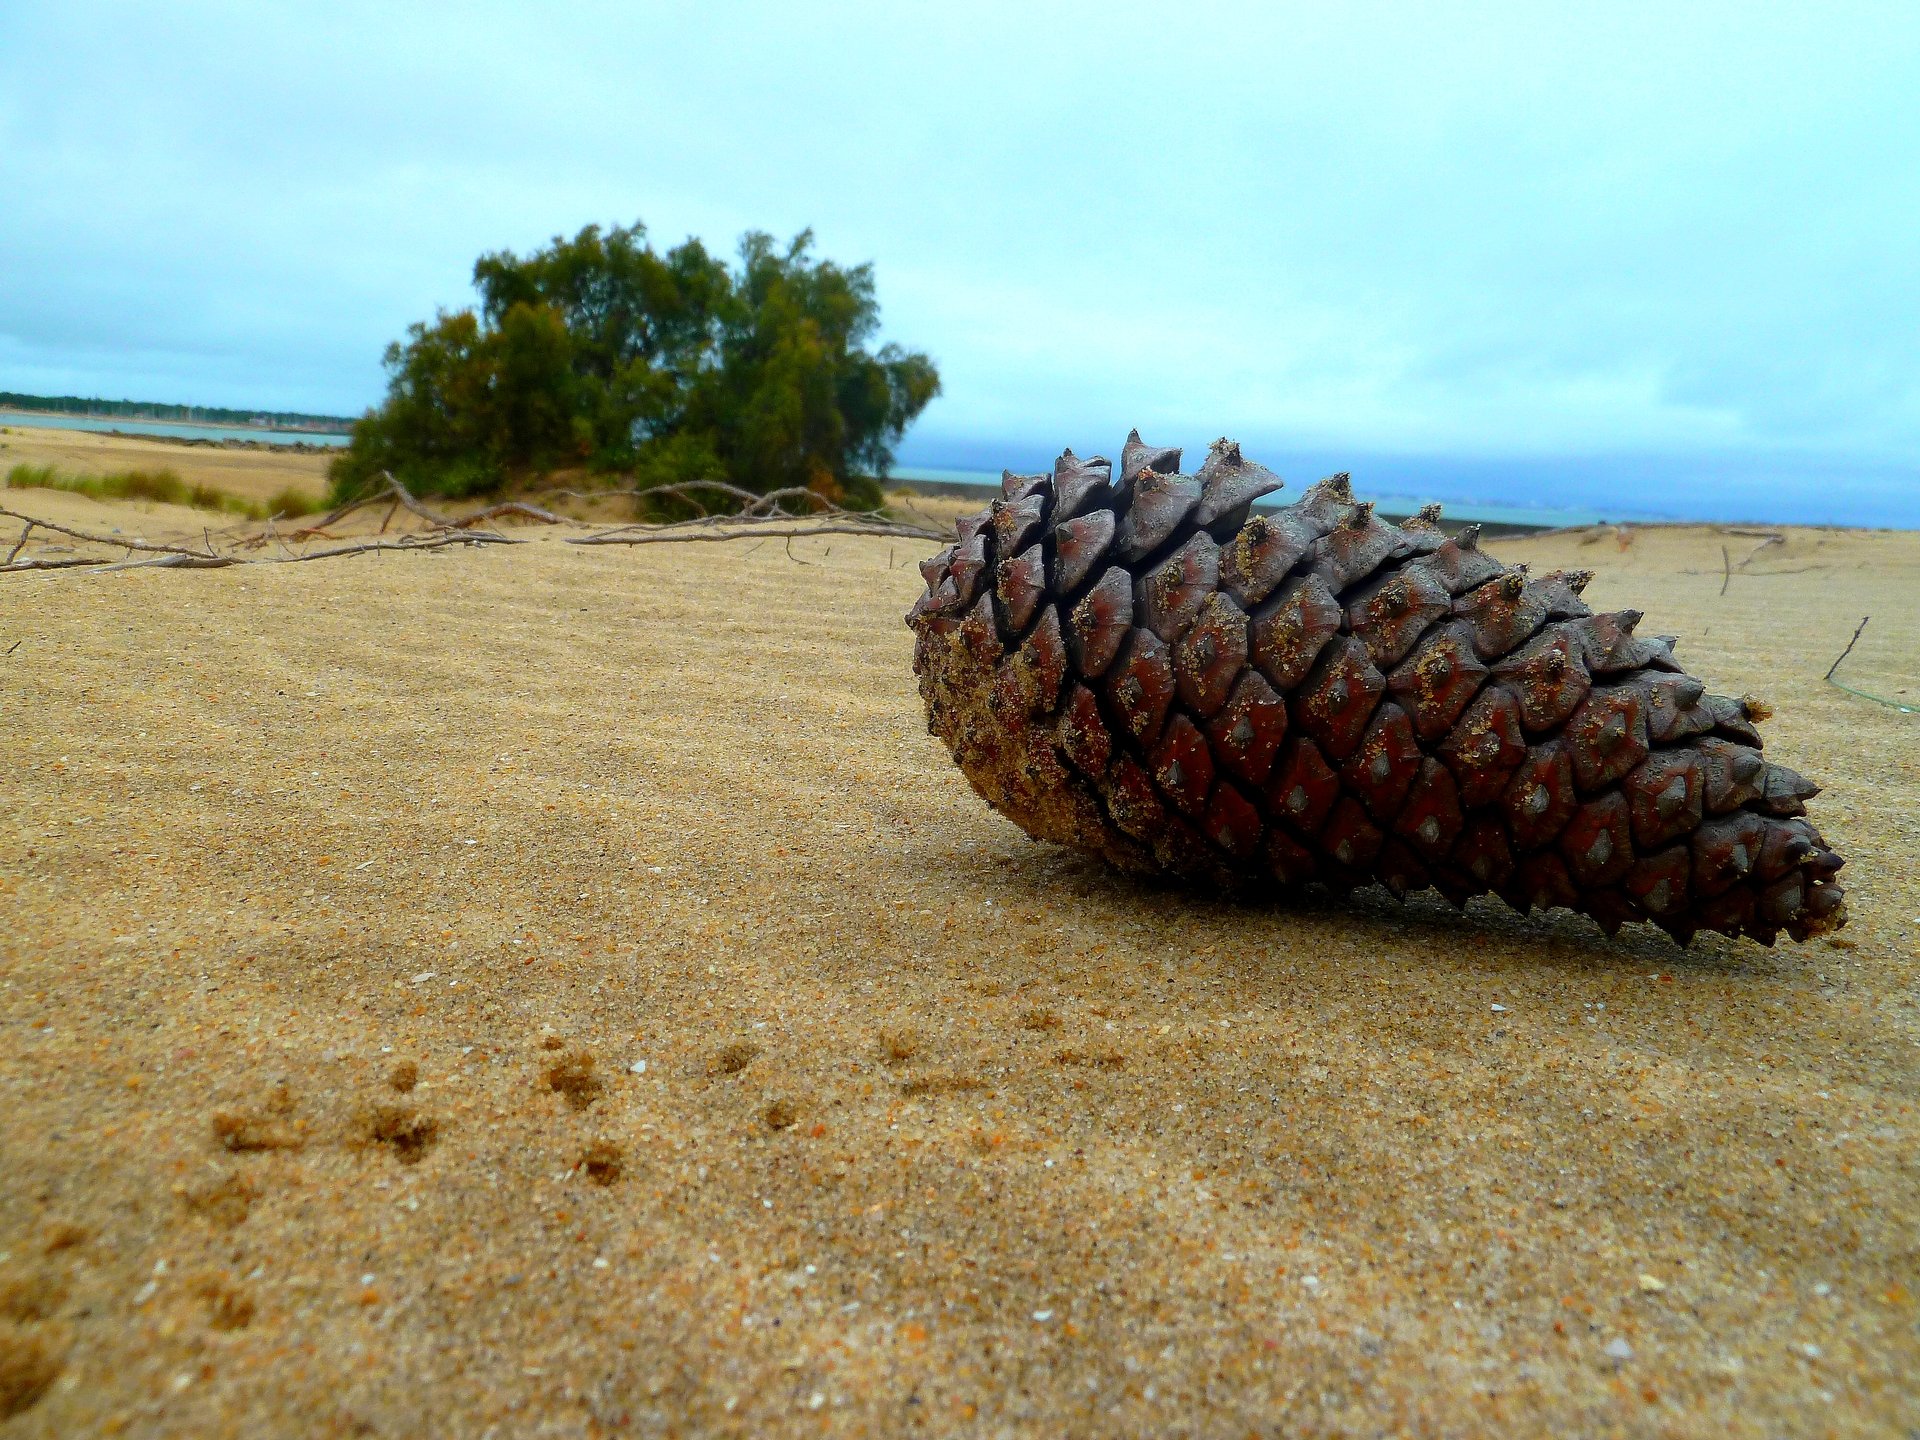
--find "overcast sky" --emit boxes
[2,2,1915,521]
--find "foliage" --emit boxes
[329,222,939,508]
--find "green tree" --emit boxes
[329,221,939,506]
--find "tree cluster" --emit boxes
[0,391,348,430]
[328,222,940,508]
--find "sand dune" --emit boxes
[0,480,1915,1435]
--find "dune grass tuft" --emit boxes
[5,462,60,490]
[263,484,323,518]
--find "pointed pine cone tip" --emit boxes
[1404,502,1444,531]
[1121,430,1183,484]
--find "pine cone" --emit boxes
[907,433,1846,946]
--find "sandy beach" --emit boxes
[1,458,1916,1436]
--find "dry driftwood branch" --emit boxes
[2,556,99,572]
[543,480,835,520]
[93,552,240,572]
[0,506,224,559]
[288,473,447,537]
[0,497,524,575]
[1717,533,1792,597]
[88,532,522,571]
[567,519,943,547]
[451,500,574,529]
[1737,534,1786,567]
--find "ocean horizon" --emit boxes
[886,464,1635,532]
[896,437,1920,531]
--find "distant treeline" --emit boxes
[0,391,354,432]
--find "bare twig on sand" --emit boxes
[567,520,940,547]
[1716,532,1792,596]
[1824,615,1872,681]
[0,508,225,562]
[1822,615,1919,715]
[2,470,946,577]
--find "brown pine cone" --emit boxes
[907,433,1847,946]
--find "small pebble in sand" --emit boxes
[1604,1338,1633,1361]
[629,1059,647,1074]
[1638,1274,1667,1293]
[1032,1310,1052,1322]
[1491,1004,1508,1013]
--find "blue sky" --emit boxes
[2,2,1916,523]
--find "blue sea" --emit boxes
[889,466,1624,531]
[0,409,351,447]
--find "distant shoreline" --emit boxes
[0,405,352,437]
